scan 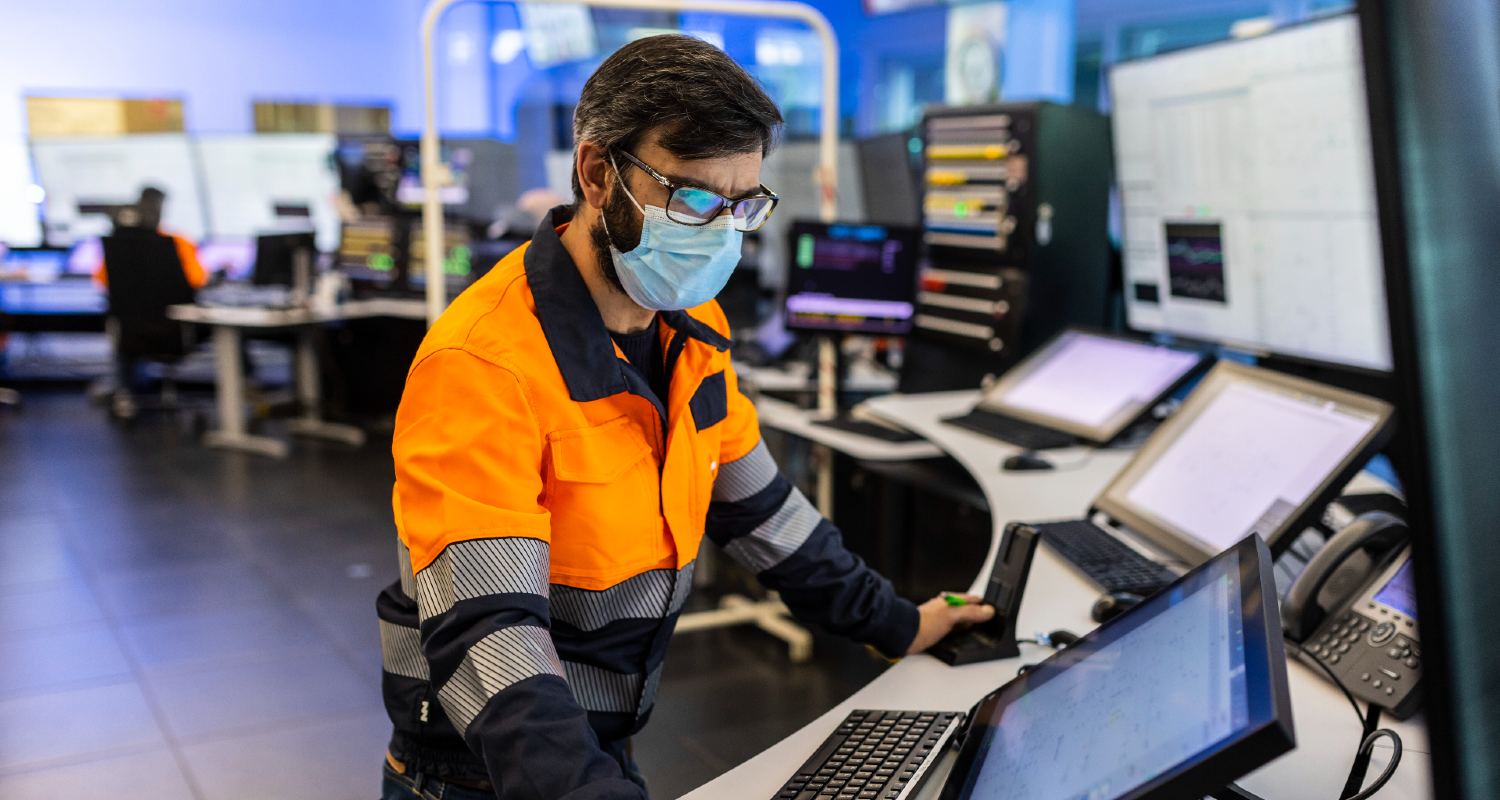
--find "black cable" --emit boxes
[1343,729,1402,800]
[1292,643,1367,725]
[1342,705,1382,797]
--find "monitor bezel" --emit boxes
[1093,360,1395,565]
[939,535,1294,800]
[973,327,1210,444]
[781,219,922,337]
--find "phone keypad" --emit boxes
[1305,611,1421,716]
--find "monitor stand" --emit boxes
[807,333,922,443]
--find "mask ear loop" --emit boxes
[607,152,648,215]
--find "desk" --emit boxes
[753,394,943,462]
[167,299,425,457]
[684,390,1431,800]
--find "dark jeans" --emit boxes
[381,741,647,800]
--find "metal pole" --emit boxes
[419,0,840,326]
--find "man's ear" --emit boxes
[576,140,614,211]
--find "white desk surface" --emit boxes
[739,361,900,395]
[683,390,1431,800]
[167,297,426,327]
[752,394,944,462]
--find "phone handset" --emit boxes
[1282,510,1409,642]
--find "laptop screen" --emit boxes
[1095,361,1392,564]
[976,330,1203,443]
[942,536,1292,800]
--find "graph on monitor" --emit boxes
[1110,15,1391,371]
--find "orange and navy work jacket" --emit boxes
[376,208,918,798]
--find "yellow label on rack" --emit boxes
[927,171,969,186]
[927,144,1008,161]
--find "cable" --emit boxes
[1342,729,1402,800]
[1292,643,1366,725]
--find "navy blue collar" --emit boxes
[524,206,730,403]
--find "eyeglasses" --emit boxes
[615,150,780,232]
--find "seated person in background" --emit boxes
[93,186,207,290]
[97,186,209,419]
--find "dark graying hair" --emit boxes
[571,34,783,202]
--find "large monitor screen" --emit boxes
[783,221,920,336]
[1097,361,1393,564]
[0,138,42,247]
[943,536,1292,800]
[976,330,1203,442]
[196,134,342,253]
[1110,15,1391,371]
[31,135,208,244]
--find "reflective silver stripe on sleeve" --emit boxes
[397,540,416,599]
[723,487,821,573]
[563,660,644,714]
[667,561,697,616]
[415,537,550,622]
[638,662,665,716]
[437,625,563,733]
[711,439,778,503]
[379,619,429,680]
[550,569,675,632]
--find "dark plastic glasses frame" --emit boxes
[616,150,780,232]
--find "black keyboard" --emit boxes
[774,710,963,800]
[941,410,1078,450]
[812,414,923,443]
[1036,519,1177,595]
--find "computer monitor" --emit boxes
[251,232,317,287]
[337,218,399,289]
[856,132,921,227]
[1110,14,1392,372]
[195,134,342,253]
[1095,360,1394,565]
[196,239,257,281]
[30,135,208,244]
[0,138,42,247]
[407,223,475,292]
[782,220,920,336]
[941,534,1293,800]
[970,329,1206,444]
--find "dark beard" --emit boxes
[588,181,644,297]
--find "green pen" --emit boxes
[942,593,968,607]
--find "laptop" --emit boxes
[1033,360,1395,597]
[773,535,1295,800]
[943,329,1206,450]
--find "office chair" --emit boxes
[101,229,204,422]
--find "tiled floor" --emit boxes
[0,391,886,798]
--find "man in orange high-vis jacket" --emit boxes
[92,186,207,291]
[375,35,995,800]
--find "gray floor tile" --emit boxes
[0,579,106,634]
[0,624,134,698]
[179,710,390,800]
[0,682,167,773]
[92,559,284,620]
[0,521,81,589]
[145,646,382,740]
[116,603,335,674]
[0,747,196,800]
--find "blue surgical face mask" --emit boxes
[602,158,743,311]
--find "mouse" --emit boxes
[1090,591,1145,624]
[1002,451,1055,472]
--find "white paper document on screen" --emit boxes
[1125,383,1374,550]
[997,336,1199,429]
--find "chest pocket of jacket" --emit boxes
[689,371,727,431]
[546,415,668,583]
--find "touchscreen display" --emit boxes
[1373,560,1418,619]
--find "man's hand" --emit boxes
[905,593,996,655]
